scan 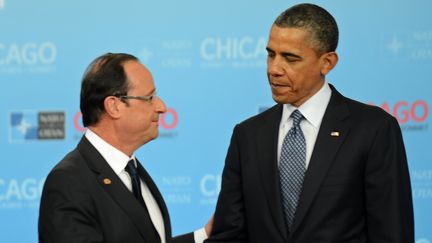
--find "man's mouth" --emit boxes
[270,82,290,87]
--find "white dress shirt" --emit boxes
[277,82,332,168]
[85,129,207,243]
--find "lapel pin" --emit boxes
[103,178,112,185]
[330,131,340,137]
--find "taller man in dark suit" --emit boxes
[39,53,212,243]
[206,3,414,243]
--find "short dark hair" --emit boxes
[80,53,138,127]
[274,3,339,54]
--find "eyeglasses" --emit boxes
[118,94,155,102]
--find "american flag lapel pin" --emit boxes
[330,131,340,137]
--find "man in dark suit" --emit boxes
[206,3,414,243]
[39,53,212,243]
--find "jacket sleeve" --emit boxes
[205,125,248,243]
[172,232,194,243]
[364,115,414,242]
[38,169,104,243]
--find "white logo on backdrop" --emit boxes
[138,40,193,68]
[411,170,432,199]
[159,176,193,204]
[200,36,267,69]
[384,31,432,60]
[0,178,45,209]
[387,37,403,55]
[160,40,193,68]
[0,42,57,73]
[199,174,221,205]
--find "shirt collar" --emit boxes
[281,82,332,128]
[85,128,135,174]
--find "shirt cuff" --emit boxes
[193,228,208,243]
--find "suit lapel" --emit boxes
[256,104,289,240]
[289,86,351,235]
[136,160,172,241]
[77,137,159,243]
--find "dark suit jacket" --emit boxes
[206,85,414,243]
[39,136,193,243]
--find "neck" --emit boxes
[88,125,137,157]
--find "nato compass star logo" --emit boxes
[9,111,65,142]
[388,37,403,56]
[10,112,38,141]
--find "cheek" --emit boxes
[135,110,154,127]
[297,65,320,83]
[285,69,302,90]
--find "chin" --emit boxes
[143,132,159,144]
[152,130,160,139]
[272,94,291,104]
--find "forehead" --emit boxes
[123,60,155,91]
[267,25,314,53]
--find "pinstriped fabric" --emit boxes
[279,109,306,231]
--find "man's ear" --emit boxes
[320,51,338,75]
[103,96,122,119]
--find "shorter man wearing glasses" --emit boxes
[39,53,212,243]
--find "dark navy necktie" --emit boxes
[279,110,306,231]
[125,160,146,206]
[125,159,161,243]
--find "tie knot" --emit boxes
[125,159,138,176]
[290,110,304,127]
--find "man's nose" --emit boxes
[154,96,167,114]
[267,57,284,76]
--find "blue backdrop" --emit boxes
[1,0,431,242]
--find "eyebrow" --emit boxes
[145,88,156,96]
[266,47,302,59]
